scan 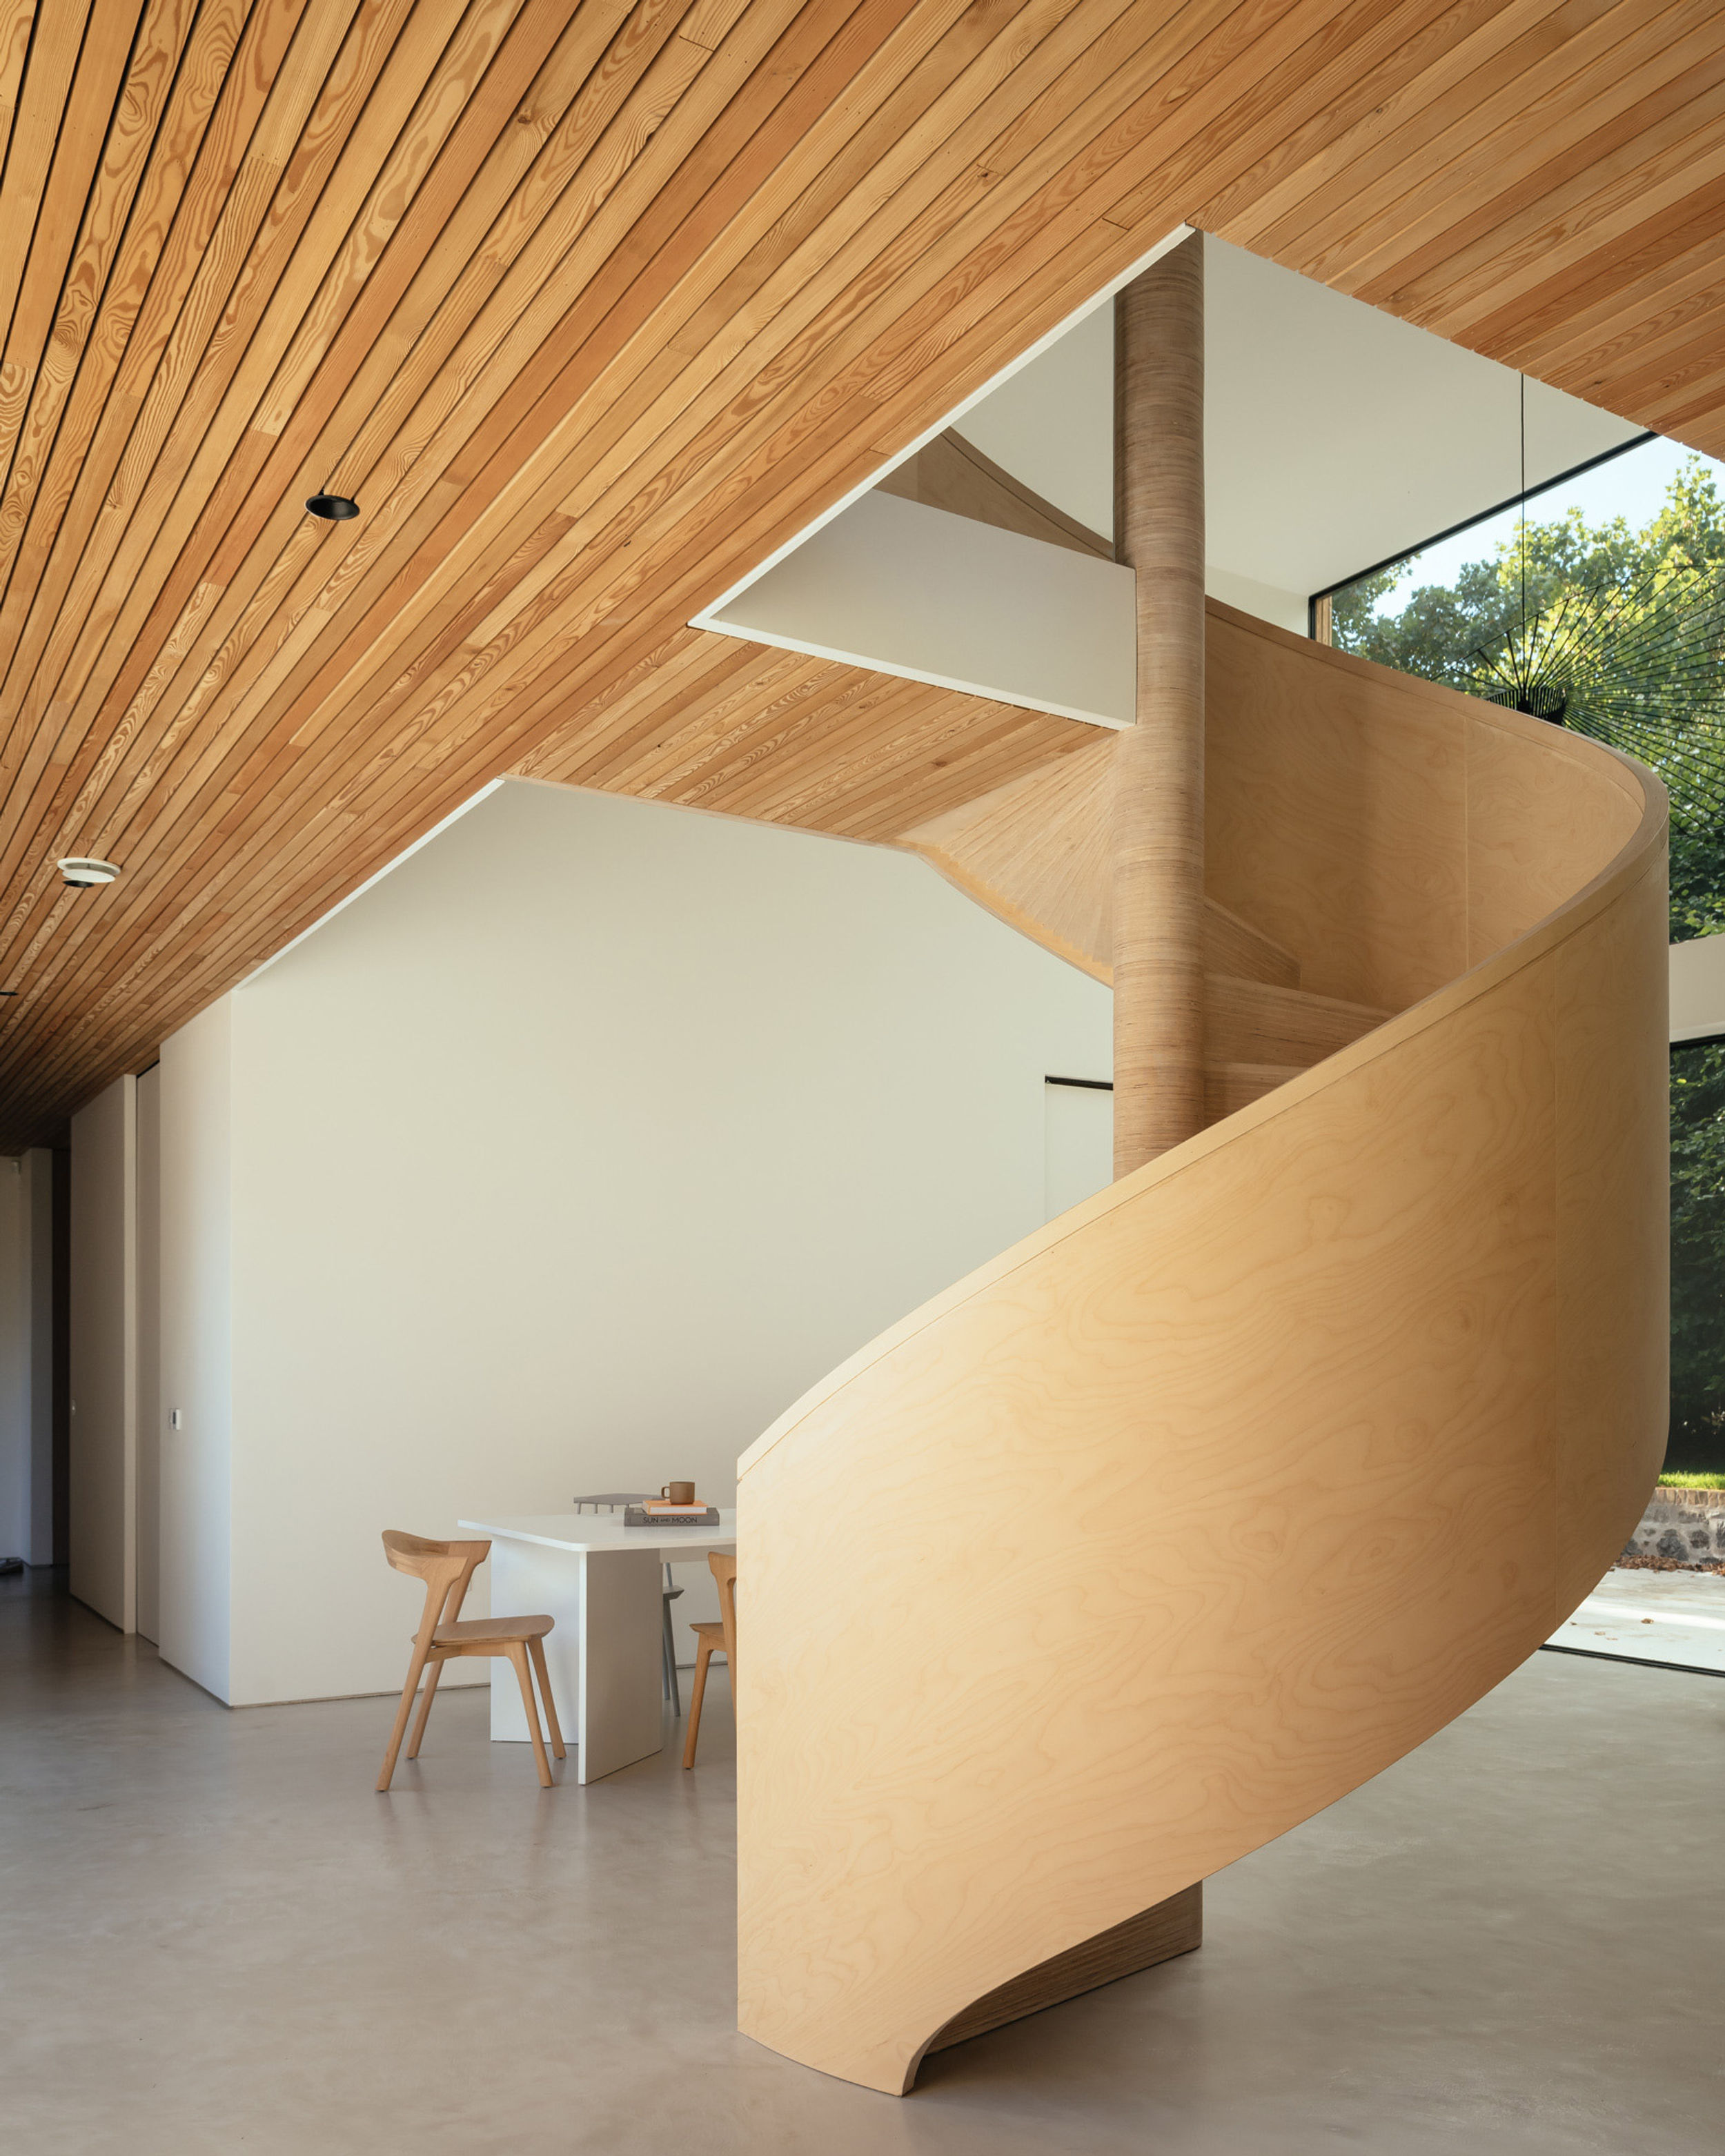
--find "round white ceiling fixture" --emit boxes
[58,856,121,887]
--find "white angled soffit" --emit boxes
[698,491,1136,727]
[689,226,1191,732]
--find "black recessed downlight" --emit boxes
[306,493,359,521]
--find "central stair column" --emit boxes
[1112,232,1207,1174]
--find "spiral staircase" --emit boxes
[733,599,1669,2095]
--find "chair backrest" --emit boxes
[709,1551,737,1688]
[382,1531,490,1646]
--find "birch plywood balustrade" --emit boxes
[736,606,1668,2095]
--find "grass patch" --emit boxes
[1659,1470,1725,1490]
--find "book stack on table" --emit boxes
[624,1501,722,1527]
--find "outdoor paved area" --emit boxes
[1548,1563,1725,1674]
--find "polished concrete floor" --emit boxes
[3,1571,1722,2155]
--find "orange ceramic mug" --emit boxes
[661,1481,696,1505]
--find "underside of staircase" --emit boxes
[735,599,1670,2095]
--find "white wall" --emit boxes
[136,1066,161,1644]
[0,1154,51,1562]
[1204,566,1308,637]
[938,237,1642,602]
[1043,1081,1114,1220]
[158,780,1111,1706]
[70,1078,135,1631]
[159,1002,233,1700]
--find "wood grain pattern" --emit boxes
[901,720,1306,999]
[1112,232,1208,1170]
[874,428,1112,557]
[923,1882,1202,2058]
[0,0,1718,1147]
[736,632,1667,2094]
[1203,974,1390,1065]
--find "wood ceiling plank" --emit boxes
[248,168,1156,849]
[31,0,467,752]
[638,666,951,804]
[662,0,1076,363]
[1560,286,1725,415]
[1469,180,1725,376]
[1628,353,1725,438]
[1194,0,1560,250]
[0,0,153,501]
[1283,0,1707,298]
[8,0,1725,1142]
[248,0,542,441]
[510,628,744,783]
[0,0,400,991]
[590,653,848,797]
[47,0,1138,901]
[1328,7,1725,313]
[1105,0,1521,243]
[0,3,95,357]
[60,0,820,838]
[1225,0,1626,264]
[0,0,200,582]
[697,671,1018,811]
[763,700,1079,835]
[1392,88,1725,338]
[0,0,304,735]
[0,0,36,164]
[0,0,376,877]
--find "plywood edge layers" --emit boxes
[916,1883,1203,2077]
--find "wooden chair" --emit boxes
[682,1551,737,1770]
[376,1532,564,1792]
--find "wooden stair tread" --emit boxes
[1202,900,1300,989]
[1205,974,1392,1070]
[1203,1060,1308,1122]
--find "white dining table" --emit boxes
[456,1511,736,1783]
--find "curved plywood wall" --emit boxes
[739,608,1668,2095]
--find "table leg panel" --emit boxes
[579,1550,667,1783]
[488,1539,582,1745]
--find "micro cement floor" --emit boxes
[3,1568,1721,2156]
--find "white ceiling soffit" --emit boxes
[704,489,1136,726]
[694,232,1645,728]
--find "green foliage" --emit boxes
[1333,457,1725,943]
[1669,1040,1725,1472]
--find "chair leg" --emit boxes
[406,1656,446,1759]
[527,1635,565,1759]
[377,1641,432,1792]
[662,1594,682,1717]
[509,1643,553,1788]
[682,1637,713,1770]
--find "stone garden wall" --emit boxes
[1624,1490,1725,1565]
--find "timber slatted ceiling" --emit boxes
[0,0,1718,1148]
